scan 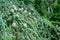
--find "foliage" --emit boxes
[0,0,60,40]
[34,0,60,26]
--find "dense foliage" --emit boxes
[0,0,60,40]
[34,0,60,26]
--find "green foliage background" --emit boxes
[0,0,60,40]
[34,0,60,26]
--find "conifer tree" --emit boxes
[0,0,60,40]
